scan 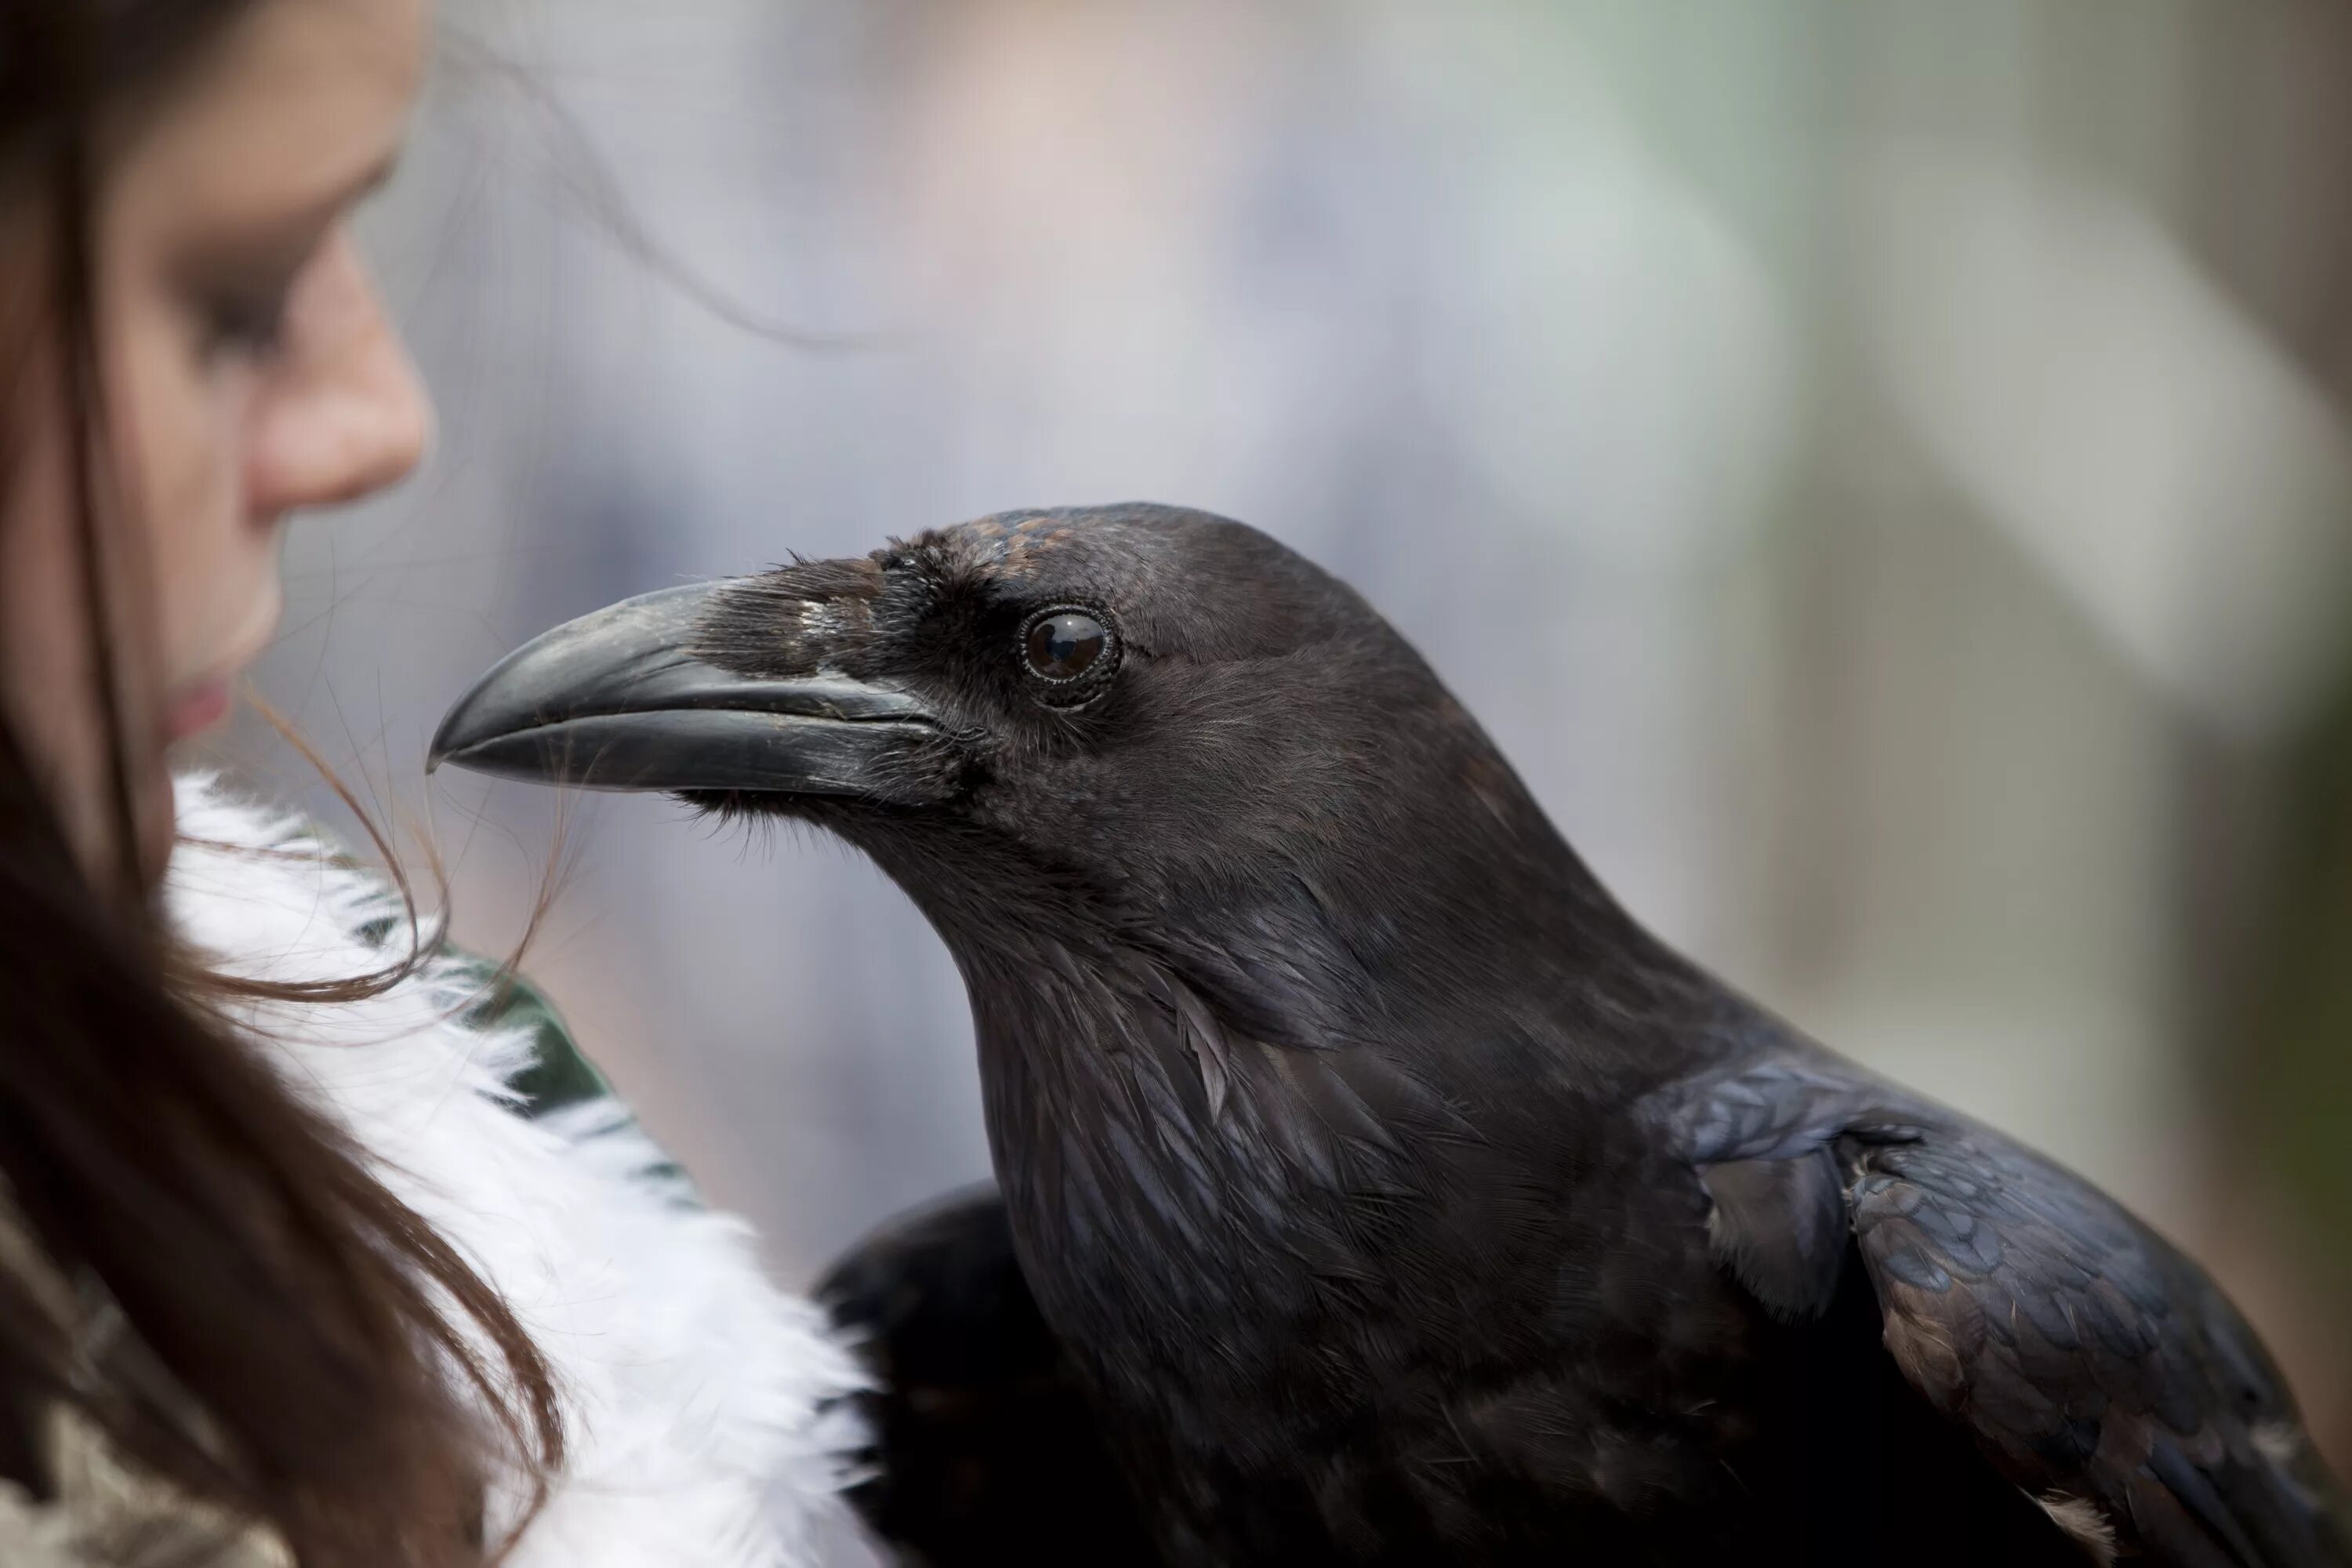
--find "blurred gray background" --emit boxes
[208,0,2352,1472]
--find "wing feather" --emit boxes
[1664,1058,2352,1567]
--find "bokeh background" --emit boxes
[208,0,2352,1479]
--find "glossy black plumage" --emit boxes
[813,1185,1152,1565]
[432,505,2352,1567]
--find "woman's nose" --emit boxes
[243,231,433,518]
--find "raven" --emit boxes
[433,505,2350,1566]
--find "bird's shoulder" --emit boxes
[1645,1051,2351,1566]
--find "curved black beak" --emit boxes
[429,583,954,803]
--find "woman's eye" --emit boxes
[1020,608,1119,699]
[182,223,333,366]
[203,284,293,361]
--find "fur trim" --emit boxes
[164,775,869,1567]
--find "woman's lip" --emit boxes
[167,598,279,744]
[163,678,231,742]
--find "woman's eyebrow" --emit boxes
[174,152,404,285]
[221,153,403,250]
[354,151,401,200]
[271,149,405,234]
[319,150,402,216]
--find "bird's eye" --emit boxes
[1021,608,1118,699]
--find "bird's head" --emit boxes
[433,505,1620,1035]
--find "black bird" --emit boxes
[432,505,2351,1567]
[811,1182,1156,1566]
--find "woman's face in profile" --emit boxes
[1,0,434,878]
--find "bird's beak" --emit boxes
[429,582,953,803]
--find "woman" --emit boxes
[0,1,865,1563]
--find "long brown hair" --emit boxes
[0,2,562,1563]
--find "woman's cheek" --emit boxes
[114,289,250,688]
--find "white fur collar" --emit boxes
[164,775,868,1567]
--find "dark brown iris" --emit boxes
[1024,611,1109,682]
